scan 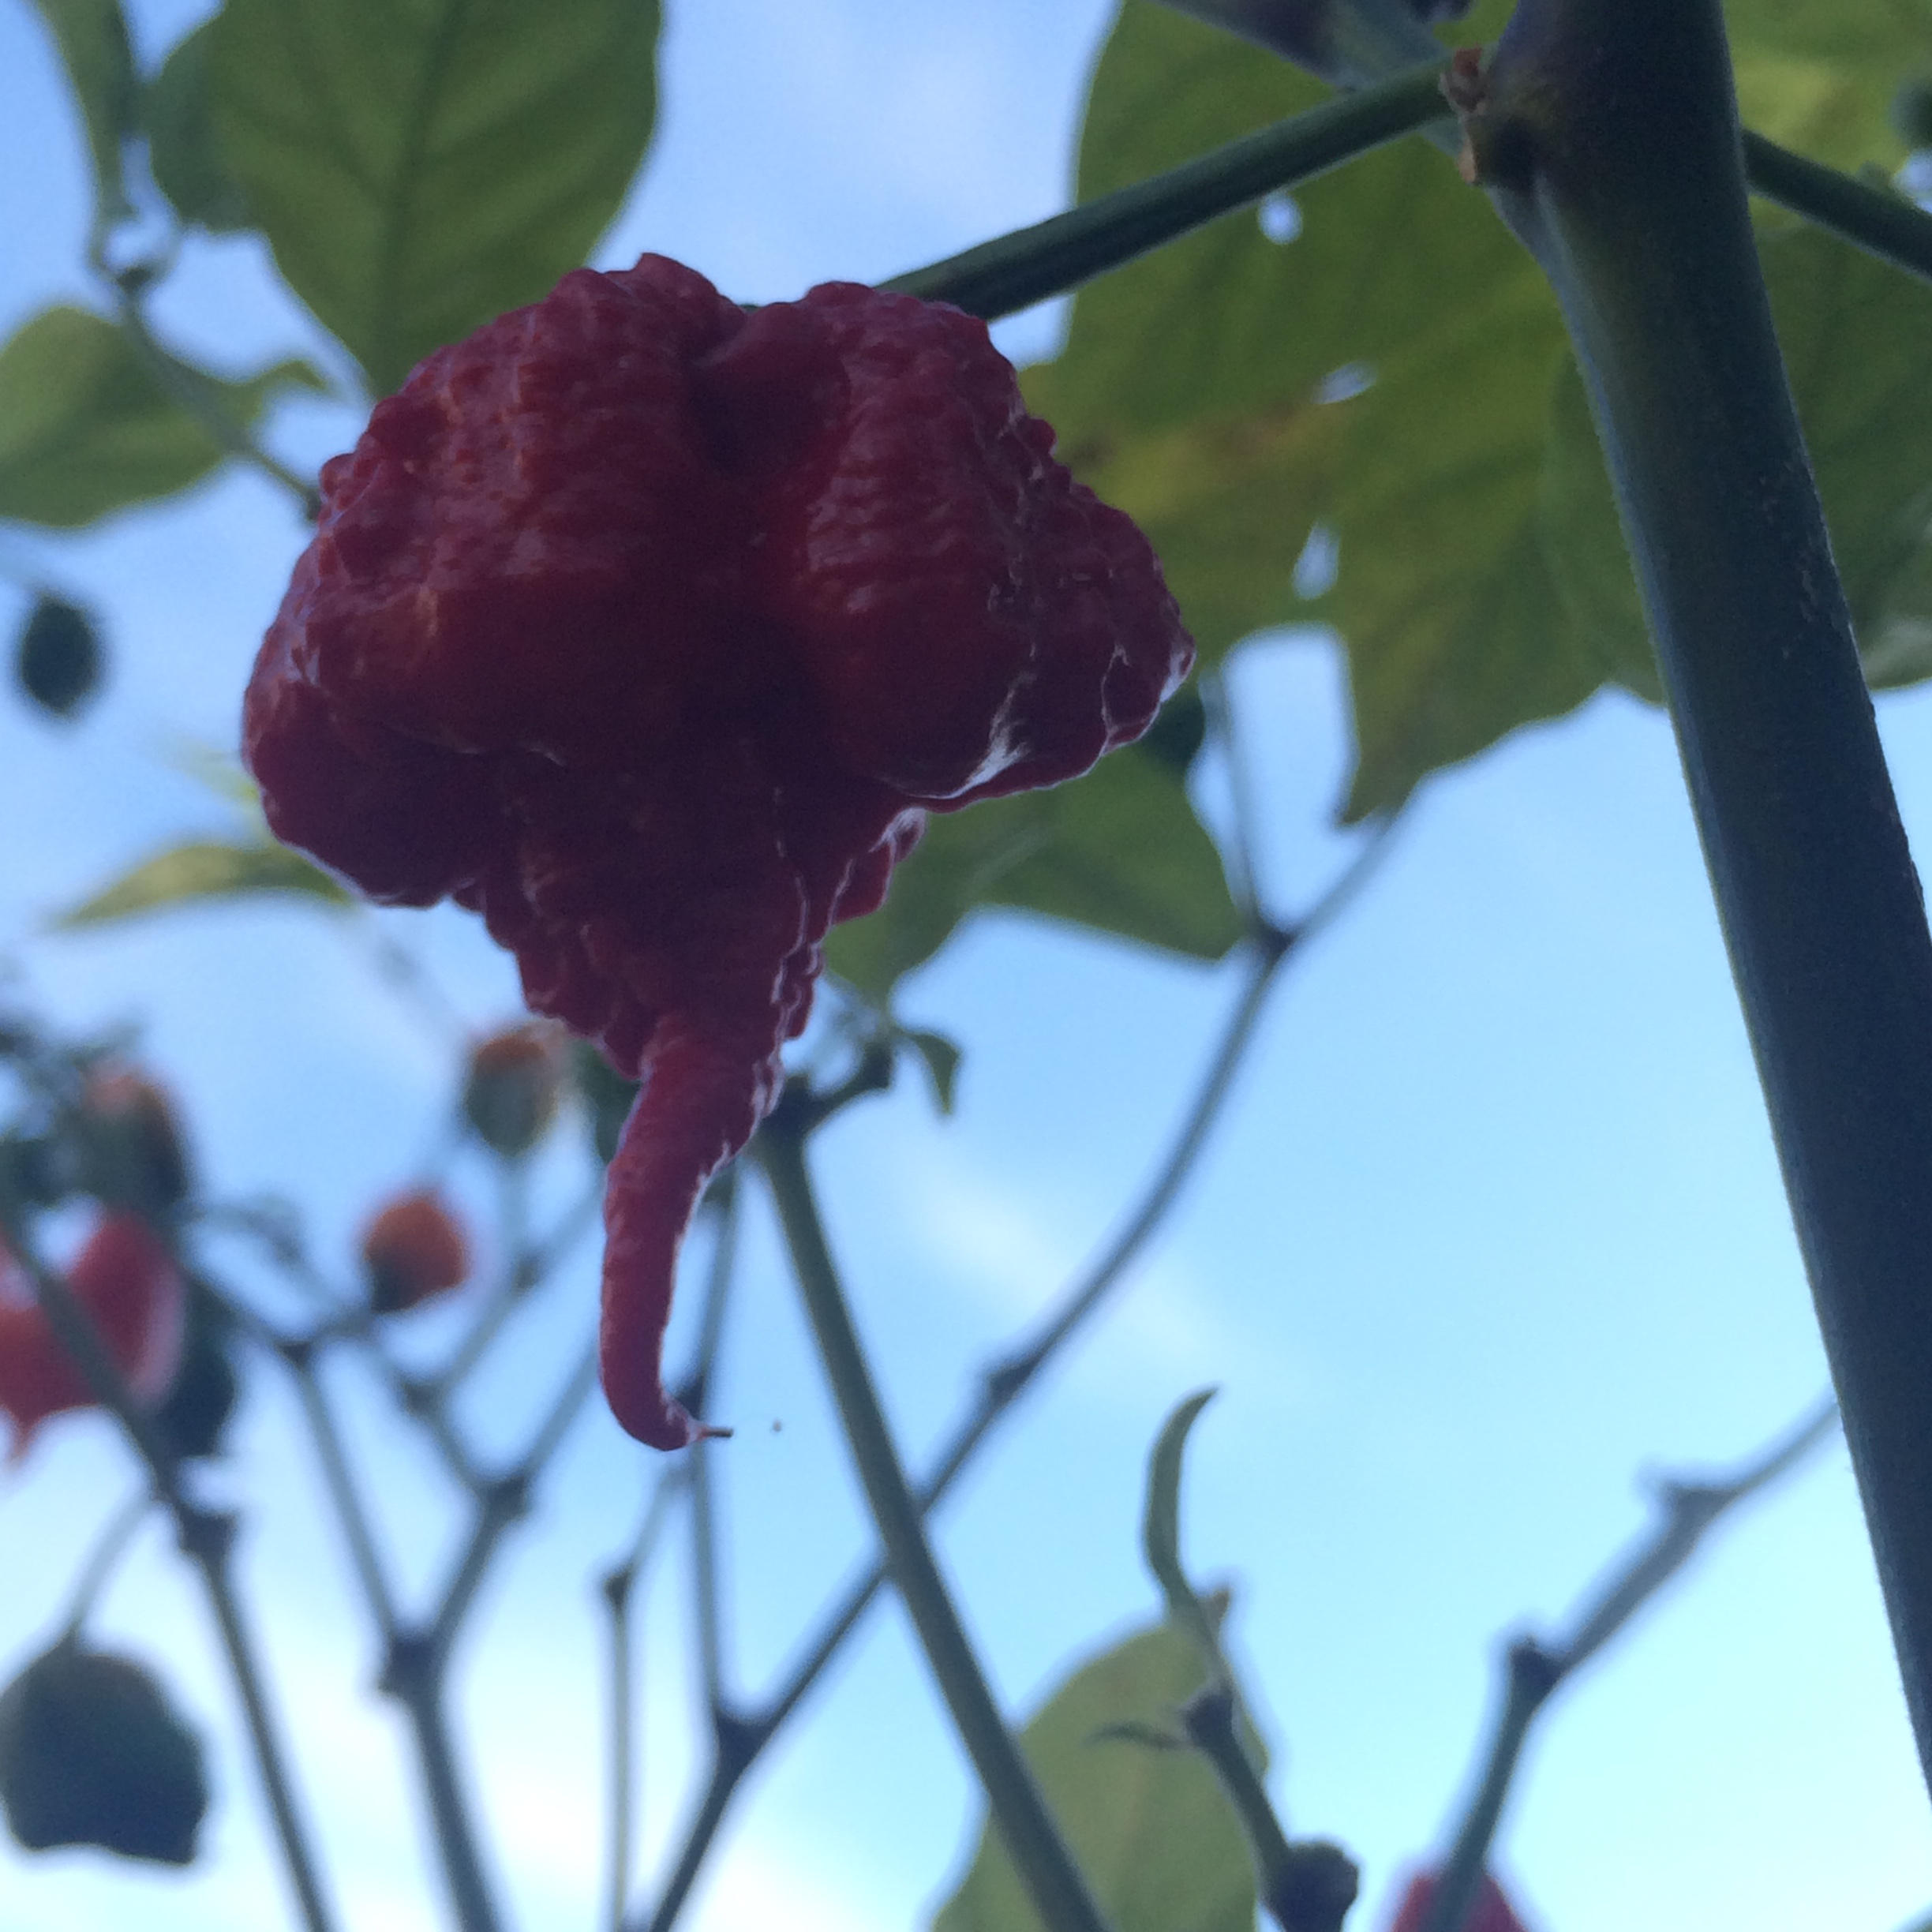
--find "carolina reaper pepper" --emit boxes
[243,255,1193,1448]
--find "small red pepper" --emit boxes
[1387,1868,1533,1932]
[244,256,1193,1448]
[0,1214,185,1459]
[359,1188,471,1315]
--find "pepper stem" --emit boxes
[1468,0,1932,1787]
[754,1100,1118,1932]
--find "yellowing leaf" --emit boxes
[930,1616,1258,1932]
[55,841,351,929]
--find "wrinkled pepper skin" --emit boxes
[243,255,1193,1448]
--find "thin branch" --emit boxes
[1417,1395,1842,1932]
[377,1637,507,1932]
[755,1109,1117,1932]
[635,825,1395,1932]
[1743,132,1932,288]
[0,1194,339,1932]
[601,1473,687,1932]
[109,276,322,519]
[428,1341,598,1662]
[684,1174,743,1715]
[1199,668,1267,931]
[55,1487,152,1641]
[885,61,1452,321]
[279,1336,402,1639]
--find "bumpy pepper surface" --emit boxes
[244,254,1193,1449]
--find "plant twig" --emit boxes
[754,1107,1117,1932]
[684,1174,742,1713]
[1416,1396,1840,1932]
[109,276,322,519]
[1742,132,1932,287]
[601,1472,687,1932]
[886,61,1452,321]
[55,1486,152,1641]
[279,1335,402,1639]
[637,826,1394,1932]
[429,1341,599,1661]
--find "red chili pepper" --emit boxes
[1387,1868,1533,1932]
[0,1214,185,1459]
[244,255,1193,1448]
[359,1189,470,1315]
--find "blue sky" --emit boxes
[3,4,1931,1931]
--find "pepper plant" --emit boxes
[3,0,1932,1930]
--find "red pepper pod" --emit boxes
[597,1027,777,1448]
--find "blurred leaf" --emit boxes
[0,306,323,527]
[903,1029,963,1115]
[164,740,268,814]
[571,1039,638,1165]
[1542,224,1932,700]
[13,595,103,719]
[1046,0,1931,818]
[144,21,251,232]
[0,1641,208,1865]
[212,0,664,393]
[1320,268,1597,818]
[1724,0,1923,172]
[1142,1388,1229,1679]
[55,840,350,928]
[28,0,137,224]
[1134,678,1208,774]
[1035,3,1597,818]
[930,1615,1258,1932]
[826,743,1239,1002]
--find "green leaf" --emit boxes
[1039,2,1604,818]
[824,742,1240,1002]
[0,1642,208,1865]
[1142,1388,1229,1681]
[1724,0,1923,172]
[211,0,664,394]
[930,1615,1259,1932]
[1542,224,1932,701]
[0,307,323,527]
[144,21,252,232]
[904,1029,963,1115]
[54,840,351,928]
[28,0,138,225]
[1321,268,1600,818]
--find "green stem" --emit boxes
[1742,132,1932,288]
[886,61,1451,321]
[1416,1396,1839,1932]
[111,283,321,518]
[638,825,1392,1932]
[55,1488,152,1641]
[380,1640,506,1932]
[1465,0,1932,1792]
[754,1111,1116,1932]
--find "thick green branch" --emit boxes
[1462,0,1932,1792]
[887,61,1451,320]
